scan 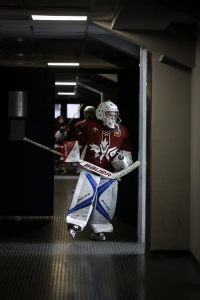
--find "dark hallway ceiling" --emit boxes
[0,0,199,103]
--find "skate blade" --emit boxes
[69,229,76,238]
[90,233,106,241]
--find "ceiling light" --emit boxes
[55,82,76,86]
[31,15,87,21]
[48,63,79,66]
[58,92,75,95]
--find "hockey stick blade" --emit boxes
[110,160,140,179]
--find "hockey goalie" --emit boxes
[66,100,139,241]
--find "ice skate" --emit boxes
[60,165,67,175]
[90,231,106,241]
[67,223,82,238]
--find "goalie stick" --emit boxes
[23,137,140,179]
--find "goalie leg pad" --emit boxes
[89,178,118,233]
[66,170,101,229]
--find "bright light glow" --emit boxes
[31,15,87,21]
[55,82,76,86]
[55,104,61,118]
[67,104,80,119]
[58,92,75,95]
[48,63,79,66]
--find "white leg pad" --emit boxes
[66,216,88,229]
[66,170,101,229]
[89,178,118,233]
[90,223,113,233]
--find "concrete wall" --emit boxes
[191,34,200,262]
[94,16,200,262]
[150,52,191,250]
[95,20,196,253]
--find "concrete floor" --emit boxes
[0,177,199,300]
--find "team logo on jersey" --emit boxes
[92,127,98,132]
[114,129,121,137]
[89,130,119,164]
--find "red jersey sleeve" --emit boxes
[71,120,89,147]
[120,126,133,153]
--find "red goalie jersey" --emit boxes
[71,118,132,172]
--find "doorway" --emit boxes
[53,55,146,250]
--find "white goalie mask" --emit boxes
[96,101,121,129]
